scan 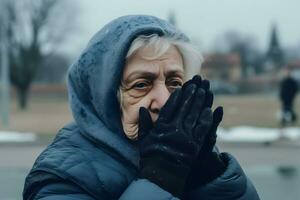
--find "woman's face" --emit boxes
[120,45,184,139]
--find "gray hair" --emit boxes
[118,34,203,107]
[126,34,203,80]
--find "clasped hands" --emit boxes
[138,75,225,198]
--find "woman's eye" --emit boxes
[133,82,149,89]
[168,80,183,88]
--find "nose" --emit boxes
[149,83,171,114]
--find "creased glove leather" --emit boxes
[183,76,226,194]
[138,83,213,198]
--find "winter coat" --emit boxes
[23,15,260,200]
[280,76,298,105]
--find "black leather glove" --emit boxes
[184,76,226,192]
[138,83,213,198]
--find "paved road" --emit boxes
[1,140,299,168]
[1,140,300,200]
[219,141,300,167]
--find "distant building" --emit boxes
[201,53,242,82]
[264,24,284,73]
[198,24,299,94]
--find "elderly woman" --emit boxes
[23,15,260,200]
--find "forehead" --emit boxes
[123,45,184,79]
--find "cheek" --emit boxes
[121,92,150,123]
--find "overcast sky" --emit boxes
[63,0,300,58]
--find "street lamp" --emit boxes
[0,3,10,128]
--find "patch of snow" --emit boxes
[218,126,300,142]
[282,127,300,140]
[0,131,37,142]
[0,127,299,143]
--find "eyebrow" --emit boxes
[123,71,157,84]
[165,70,184,79]
[124,70,184,83]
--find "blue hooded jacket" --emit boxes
[23,15,260,200]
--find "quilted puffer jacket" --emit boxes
[23,15,260,200]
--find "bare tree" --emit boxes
[212,31,262,77]
[0,0,76,109]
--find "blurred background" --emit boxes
[0,0,300,199]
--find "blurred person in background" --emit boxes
[279,68,298,127]
[23,15,260,200]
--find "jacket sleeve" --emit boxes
[23,171,98,200]
[24,171,179,200]
[119,179,179,200]
[186,153,260,200]
[31,182,96,200]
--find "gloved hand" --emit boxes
[183,76,226,193]
[138,82,214,198]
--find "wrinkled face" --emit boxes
[120,45,184,139]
